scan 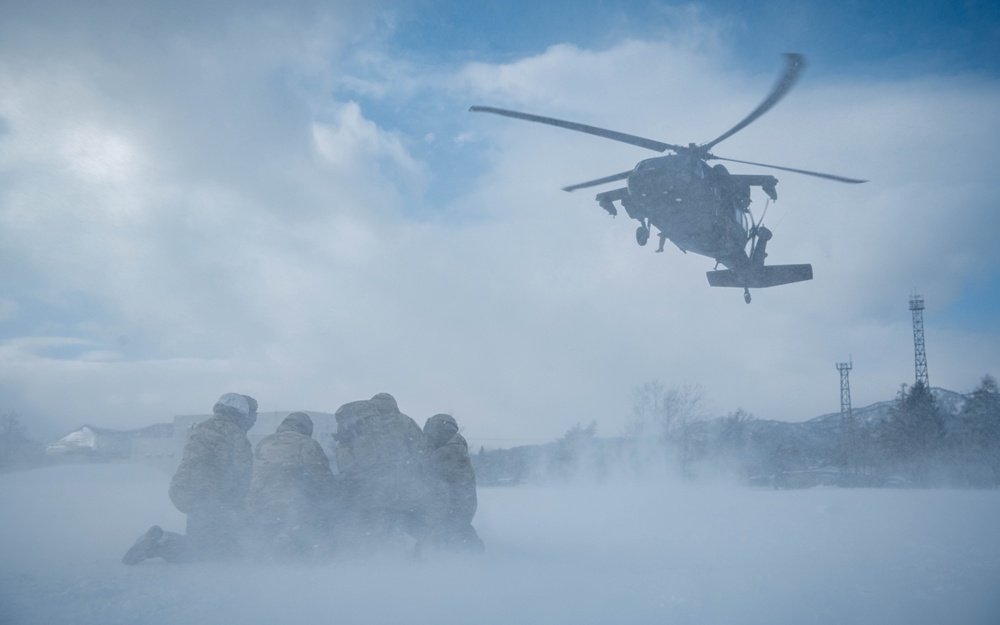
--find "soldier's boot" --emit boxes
[122,525,172,564]
[455,523,486,553]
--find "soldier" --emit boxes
[246,412,336,560]
[420,413,484,552]
[333,393,425,550]
[122,392,257,564]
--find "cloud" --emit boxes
[312,101,428,197]
[0,4,998,445]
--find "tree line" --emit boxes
[853,376,1000,487]
[473,376,1000,488]
[6,374,999,487]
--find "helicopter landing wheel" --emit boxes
[636,225,650,246]
[744,288,752,304]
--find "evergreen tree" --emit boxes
[713,409,755,478]
[881,381,946,485]
[552,421,600,480]
[959,375,1000,487]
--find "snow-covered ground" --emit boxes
[1,464,998,625]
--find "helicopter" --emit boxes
[470,53,865,303]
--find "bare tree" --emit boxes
[624,380,667,440]
[625,381,705,475]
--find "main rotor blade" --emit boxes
[561,171,632,192]
[470,105,681,153]
[700,53,806,152]
[711,155,867,183]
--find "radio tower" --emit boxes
[837,361,854,469]
[909,294,929,387]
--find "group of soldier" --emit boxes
[123,391,482,565]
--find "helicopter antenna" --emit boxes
[769,208,789,233]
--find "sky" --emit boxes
[1,0,999,443]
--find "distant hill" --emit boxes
[800,387,965,433]
[694,387,965,467]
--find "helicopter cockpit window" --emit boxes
[734,204,749,231]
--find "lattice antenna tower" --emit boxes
[836,360,854,449]
[909,294,929,387]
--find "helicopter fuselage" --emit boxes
[599,155,777,269]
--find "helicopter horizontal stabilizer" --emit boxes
[706,264,813,289]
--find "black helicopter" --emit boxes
[471,53,865,303]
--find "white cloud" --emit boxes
[312,101,428,194]
[60,125,141,182]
